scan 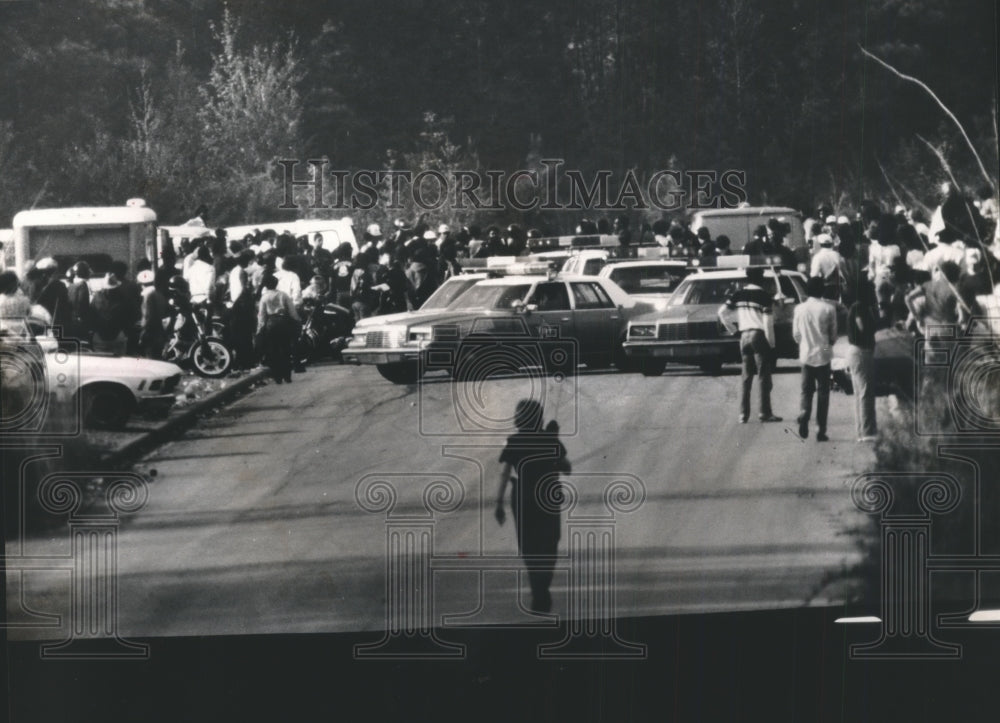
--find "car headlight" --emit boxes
[629,325,656,338]
[408,328,431,343]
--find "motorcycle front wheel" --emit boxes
[191,337,233,378]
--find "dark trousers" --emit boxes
[513,495,559,614]
[740,329,774,420]
[259,315,295,382]
[229,299,257,371]
[798,363,831,433]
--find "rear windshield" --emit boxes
[669,276,778,306]
[449,283,531,310]
[608,265,691,295]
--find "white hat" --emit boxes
[137,270,155,285]
[438,224,451,234]
[366,223,383,237]
[258,240,273,253]
[836,215,850,225]
[816,233,834,247]
[341,216,355,227]
[423,230,438,240]
[824,215,837,224]
[36,257,58,271]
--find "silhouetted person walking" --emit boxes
[495,400,570,613]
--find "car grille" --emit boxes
[162,374,181,393]
[366,330,403,349]
[657,321,720,341]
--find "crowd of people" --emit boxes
[718,182,999,443]
[3,181,997,396]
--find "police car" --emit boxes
[344,261,646,383]
[3,317,182,430]
[621,256,808,375]
[597,256,695,312]
[342,273,488,378]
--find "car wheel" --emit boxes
[640,359,667,377]
[613,342,640,373]
[81,384,134,430]
[191,338,233,378]
[698,360,723,375]
[376,361,422,384]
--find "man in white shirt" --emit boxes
[185,246,216,305]
[793,277,838,441]
[274,254,302,307]
[921,231,966,274]
[809,234,845,301]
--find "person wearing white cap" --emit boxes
[810,234,845,301]
[35,257,71,331]
[137,269,170,359]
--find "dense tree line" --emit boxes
[0,0,995,229]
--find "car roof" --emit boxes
[691,206,800,219]
[475,273,609,286]
[686,268,803,280]
[600,260,687,271]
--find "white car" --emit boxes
[597,260,696,312]
[24,320,183,430]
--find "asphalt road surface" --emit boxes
[8,359,879,639]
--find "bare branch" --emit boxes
[916,134,995,293]
[860,45,995,187]
[875,157,906,210]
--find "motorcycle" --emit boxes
[296,299,354,363]
[162,302,234,378]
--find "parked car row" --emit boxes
[342,250,816,384]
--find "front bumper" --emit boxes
[622,339,739,360]
[341,348,424,365]
[136,393,177,413]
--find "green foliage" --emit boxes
[0,0,995,228]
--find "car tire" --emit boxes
[81,384,134,430]
[613,342,640,373]
[698,360,723,375]
[376,361,422,384]
[640,359,667,377]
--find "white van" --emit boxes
[10,201,158,278]
[690,206,805,252]
[224,219,358,255]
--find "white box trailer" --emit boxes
[690,206,805,252]
[224,219,358,255]
[9,202,158,279]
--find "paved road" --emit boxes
[9,360,878,638]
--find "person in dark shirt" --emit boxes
[495,399,570,613]
[91,266,138,355]
[67,261,93,343]
[34,258,71,331]
[847,282,879,441]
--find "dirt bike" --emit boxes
[162,302,234,378]
[296,299,354,363]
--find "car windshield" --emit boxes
[422,277,479,310]
[669,276,778,306]
[448,283,531,310]
[608,265,690,295]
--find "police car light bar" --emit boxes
[689,255,783,269]
[527,234,621,251]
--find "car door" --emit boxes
[772,274,801,356]
[570,281,619,357]
[525,281,575,345]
